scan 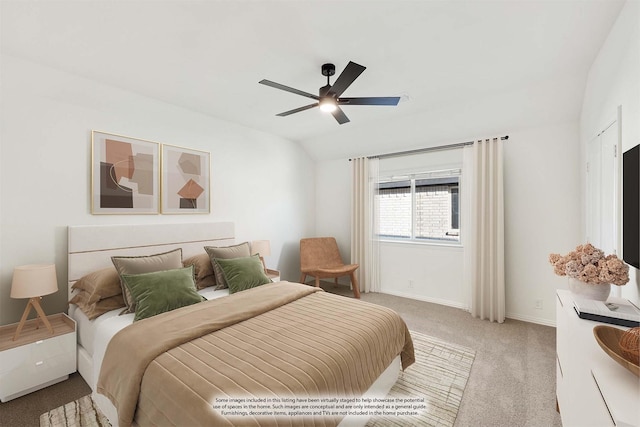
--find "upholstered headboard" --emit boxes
[67,222,235,299]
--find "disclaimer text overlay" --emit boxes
[213,396,427,418]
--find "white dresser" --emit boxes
[0,313,76,402]
[556,290,640,427]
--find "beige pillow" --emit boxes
[70,291,126,320]
[204,242,251,289]
[71,267,122,304]
[112,248,183,313]
[183,253,216,290]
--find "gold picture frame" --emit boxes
[161,144,210,214]
[91,131,160,214]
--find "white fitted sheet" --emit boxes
[69,305,122,357]
[69,286,230,358]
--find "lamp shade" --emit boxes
[250,240,271,257]
[10,264,58,299]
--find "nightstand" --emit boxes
[266,269,281,282]
[0,313,76,402]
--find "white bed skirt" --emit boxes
[77,345,93,389]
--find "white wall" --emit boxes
[315,120,581,326]
[315,159,351,257]
[504,123,582,325]
[0,55,316,325]
[379,243,465,308]
[580,0,640,305]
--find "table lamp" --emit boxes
[10,264,58,341]
[250,240,271,272]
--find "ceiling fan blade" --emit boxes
[327,61,366,98]
[339,96,400,106]
[331,106,350,124]
[276,103,319,117]
[259,79,320,100]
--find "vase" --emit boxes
[568,277,611,301]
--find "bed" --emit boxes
[67,222,414,427]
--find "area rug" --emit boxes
[366,330,476,427]
[39,394,109,427]
[40,330,475,427]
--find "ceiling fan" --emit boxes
[259,61,400,125]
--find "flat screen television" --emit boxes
[622,143,639,269]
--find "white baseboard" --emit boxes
[378,288,467,310]
[376,288,556,327]
[505,312,556,327]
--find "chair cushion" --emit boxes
[314,264,359,275]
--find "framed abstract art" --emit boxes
[91,131,160,214]
[161,144,210,214]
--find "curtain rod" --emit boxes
[348,135,509,161]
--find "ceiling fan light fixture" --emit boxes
[259,61,399,124]
[319,98,337,113]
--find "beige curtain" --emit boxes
[462,138,505,323]
[351,157,380,293]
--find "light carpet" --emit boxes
[366,331,476,427]
[40,330,475,427]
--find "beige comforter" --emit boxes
[97,281,414,427]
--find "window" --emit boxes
[377,174,460,243]
[377,180,411,238]
[450,187,459,230]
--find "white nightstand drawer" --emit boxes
[0,313,76,402]
[30,332,75,361]
[1,346,75,398]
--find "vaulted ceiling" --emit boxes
[1,1,625,160]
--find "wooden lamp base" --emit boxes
[12,297,53,341]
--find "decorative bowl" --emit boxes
[619,327,640,364]
[593,325,640,377]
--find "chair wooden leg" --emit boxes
[315,276,320,288]
[334,278,338,285]
[350,272,360,299]
[300,273,307,284]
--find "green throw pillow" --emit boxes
[122,266,204,321]
[204,242,251,290]
[112,248,184,313]
[213,254,271,294]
